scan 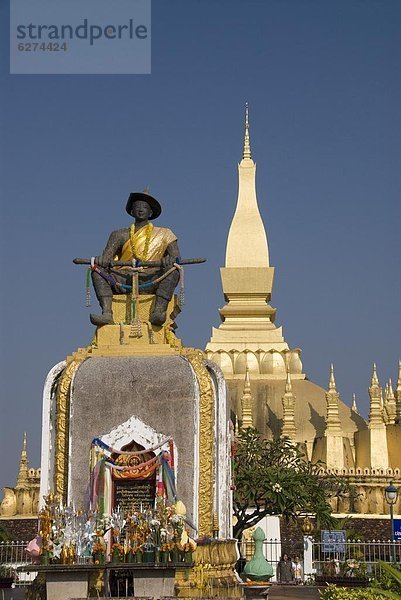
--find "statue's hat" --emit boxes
[126,189,161,220]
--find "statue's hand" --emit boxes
[161,255,177,270]
[95,255,110,268]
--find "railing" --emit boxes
[312,539,401,577]
[0,541,36,587]
[2,537,401,587]
[239,537,401,582]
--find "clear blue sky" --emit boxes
[1,0,400,489]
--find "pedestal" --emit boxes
[40,294,232,538]
[46,570,88,600]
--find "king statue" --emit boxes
[90,190,180,327]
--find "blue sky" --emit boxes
[0,0,400,488]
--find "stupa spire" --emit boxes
[351,393,358,414]
[385,378,396,424]
[371,363,379,386]
[369,363,385,428]
[329,363,336,390]
[16,432,28,489]
[243,102,251,160]
[325,364,341,433]
[367,363,389,468]
[225,104,269,268]
[206,107,304,382]
[285,369,292,393]
[324,364,345,468]
[282,371,296,440]
[241,367,253,428]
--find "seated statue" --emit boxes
[90,191,180,327]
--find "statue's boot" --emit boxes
[90,296,113,327]
[90,313,113,326]
[150,296,169,326]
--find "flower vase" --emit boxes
[154,547,160,564]
[125,550,134,564]
[170,547,180,563]
[135,549,143,563]
[160,550,168,564]
[184,551,192,564]
[143,549,155,563]
[93,552,105,566]
[40,550,50,566]
[112,551,122,564]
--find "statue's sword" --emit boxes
[73,257,206,268]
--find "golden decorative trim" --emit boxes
[182,349,214,537]
[54,357,86,502]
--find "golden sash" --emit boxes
[118,224,177,263]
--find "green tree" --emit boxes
[232,428,350,539]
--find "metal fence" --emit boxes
[2,538,401,587]
[239,538,401,582]
[0,541,36,587]
[312,539,401,577]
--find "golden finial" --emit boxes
[329,363,337,390]
[285,369,292,393]
[371,363,379,386]
[243,102,251,160]
[243,366,251,395]
[351,393,358,414]
[397,360,401,391]
[241,366,253,428]
[282,369,296,440]
[302,516,313,535]
[388,379,395,401]
[16,432,29,488]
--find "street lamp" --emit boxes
[385,482,398,562]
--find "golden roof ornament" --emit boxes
[282,370,296,440]
[16,432,29,489]
[369,363,385,428]
[385,378,396,424]
[329,363,337,391]
[325,364,341,433]
[241,367,254,428]
[371,363,379,386]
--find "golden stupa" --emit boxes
[206,106,401,516]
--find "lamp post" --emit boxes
[302,517,314,582]
[385,482,398,562]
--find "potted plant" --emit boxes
[182,542,193,564]
[160,542,169,564]
[111,542,124,563]
[316,558,369,588]
[169,542,181,563]
[92,542,106,566]
[135,546,143,563]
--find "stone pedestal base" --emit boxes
[128,568,175,597]
[46,570,89,600]
[90,294,182,355]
